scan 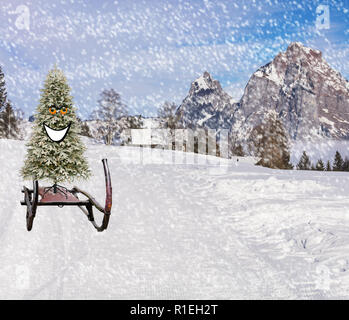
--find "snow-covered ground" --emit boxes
[1,138,349,299]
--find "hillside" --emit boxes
[1,139,349,298]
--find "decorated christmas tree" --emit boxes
[21,66,91,184]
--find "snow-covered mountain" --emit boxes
[176,71,237,129]
[239,42,349,140]
[176,42,349,143]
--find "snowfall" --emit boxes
[1,137,349,300]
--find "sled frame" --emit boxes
[21,159,112,232]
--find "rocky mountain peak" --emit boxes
[238,41,349,141]
[176,71,235,128]
[190,71,223,95]
[286,42,322,61]
[253,42,326,87]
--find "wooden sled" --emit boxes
[20,159,112,232]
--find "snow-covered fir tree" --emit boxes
[157,101,179,130]
[333,151,344,171]
[230,143,245,157]
[93,89,129,145]
[315,159,325,171]
[229,118,246,157]
[157,101,180,150]
[118,115,143,145]
[0,101,22,139]
[0,65,7,110]
[248,110,293,169]
[21,66,91,183]
[296,151,312,170]
[326,160,331,171]
[77,117,92,138]
[0,65,23,139]
[125,115,143,130]
[342,157,349,172]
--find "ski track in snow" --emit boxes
[1,139,349,299]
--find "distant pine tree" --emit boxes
[231,144,245,157]
[342,157,349,172]
[326,160,331,171]
[157,101,179,130]
[119,115,144,146]
[157,101,180,151]
[77,117,92,138]
[125,115,143,130]
[0,65,7,111]
[315,159,325,171]
[248,110,293,169]
[229,120,245,158]
[296,151,312,170]
[93,89,129,145]
[333,151,344,171]
[0,66,23,139]
[282,152,294,170]
[0,101,22,139]
[80,121,92,137]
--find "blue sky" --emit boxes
[0,0,348,119]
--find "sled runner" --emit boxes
[21,159,112,232]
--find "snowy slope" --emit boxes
[1,138,349,299]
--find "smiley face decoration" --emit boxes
[21,66,91,184]
[44,103,71,143]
